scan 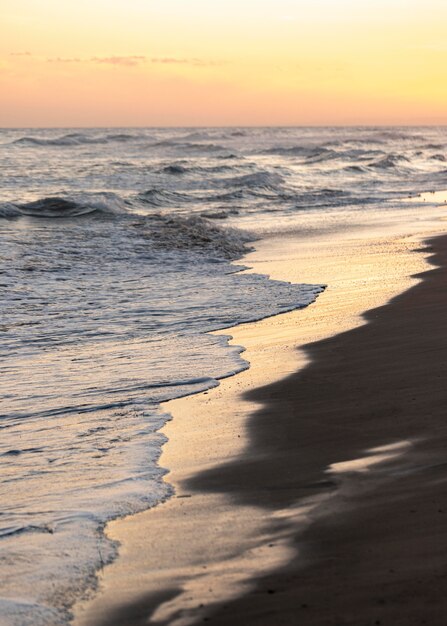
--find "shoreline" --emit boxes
[74,221,443,626]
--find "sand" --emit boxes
[74,218,447,626]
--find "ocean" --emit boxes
[1,126,447,625]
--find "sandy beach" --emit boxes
[72,211,447,626]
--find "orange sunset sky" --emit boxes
[1,0,447,127]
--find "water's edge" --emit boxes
[66,234,325,623]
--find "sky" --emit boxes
[1,0,447,126]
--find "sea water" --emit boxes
[1,126,447,625]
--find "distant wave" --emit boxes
[137,186,276,207]
[12,132,149,147]
[421,143,445,150]
[343,165,369,174]
[258,145,354,163]
[259,145,391,166]
[228,130,247,137]
[175,131,216,142]
[258,145,316,157]
[175,129,248,141]
[429,154,446,162]
[370,130,423,141]
[159,163,234,175]
[305,148,340,164]
[369,154,411,170]
[160,164,188,175]
[214,171,285,188]
[137,184,353,209]
[153,140,237,155]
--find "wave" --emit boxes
[0,173,347,218]
[12,132,147,147]
[138,188,193,207]
[153,140,237,155]
[138,186,276,207]
[159,163,235,175]
[200,209,240,220]
[139,213,255,259]
[286,188,354,209]
[2,193,128,219]
[369,154,411,170]
[429,154,446,162]
[217,171,284,187]
[1,191,253,258]
[260,145,391,167]
[259,145,345,164]
[422,143,445,150]
[137,184,352,209]
[343,164,368,173]
[0,524,55,539]
[167,130,248,142]
[371,130,423,141]
[17,197,101,217]
[305,148,340,164]
[259,145,315,157]
[228,130,247,137]
[161,164,188,175]
[175,131,216,141]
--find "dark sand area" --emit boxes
[78,232,447,626]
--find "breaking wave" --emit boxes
[2,193,128,218]
[0,193,254,260]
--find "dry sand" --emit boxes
[74,219,447,626]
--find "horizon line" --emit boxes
[2,123,447,130]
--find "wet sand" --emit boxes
[74,224,447,626]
